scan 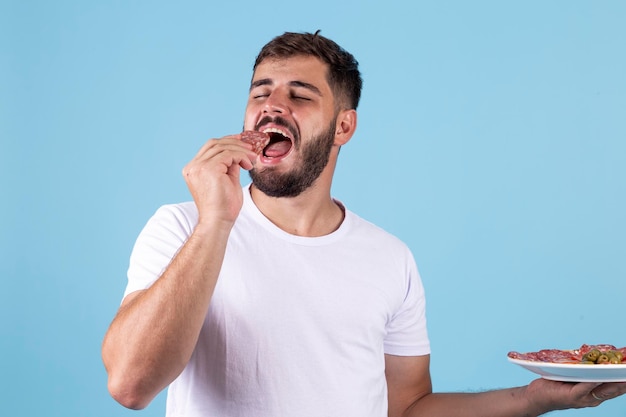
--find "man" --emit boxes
[102,31,626,416]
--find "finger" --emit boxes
[206,136,258,170]
[183,149,254,180]
[572,382,602,397]
[590,390,604,402]
[592,382,626,401]
[192,136,254,161]
[187,139,256,172]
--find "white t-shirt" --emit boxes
[125,185,430,417]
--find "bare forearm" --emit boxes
[404,387,542,417]
[102,221,231,409]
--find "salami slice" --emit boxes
[241,131,270,155]
[508,344,625,364]
[508,349,580,363]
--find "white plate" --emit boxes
[509,357,626,382]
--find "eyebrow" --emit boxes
[249,78,323,96]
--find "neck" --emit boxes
[249,182,344,237]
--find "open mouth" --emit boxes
[262,128,293,158]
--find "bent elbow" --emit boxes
[107,374,154,410]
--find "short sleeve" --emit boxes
[124,203,197,299]
[383,254,430,356]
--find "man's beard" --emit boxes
[249,118,337,198]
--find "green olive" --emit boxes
[609,350,624,362]
[582,349,601,362]
[596,354,611,364]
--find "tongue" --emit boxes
[264,141,292,158]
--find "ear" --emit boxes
[333,109,357,146]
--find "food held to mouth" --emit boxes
[241,131,270,155]
[241,130,292,158]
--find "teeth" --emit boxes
[262,127,289,138]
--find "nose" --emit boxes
[263,90,288,115]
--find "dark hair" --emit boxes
[253,31,362,110]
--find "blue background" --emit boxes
[2,1,624,416]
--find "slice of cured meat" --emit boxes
[241,131,270,155]
[508,344,626,364]
[508,349,580,363]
